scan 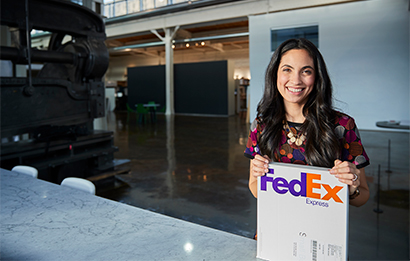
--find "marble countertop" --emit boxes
[0,169,257,260]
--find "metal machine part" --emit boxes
[0,0,117,183]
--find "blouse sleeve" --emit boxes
[336,115,370,169]
[244,119,262,159]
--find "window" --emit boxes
[104,0,195,18]
[95,2,101,14]
[271,25,318,52]
[128,0,141,13]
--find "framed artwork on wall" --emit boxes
[271,25,319,52]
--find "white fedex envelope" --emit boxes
[257,162,348,261]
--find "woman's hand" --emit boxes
[330,159,360,195]
[251,154,271,178]
[248,154,271,198]
[330,159,370,206]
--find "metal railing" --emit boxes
[104,0,193,18]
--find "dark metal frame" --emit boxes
[0,0,117,183]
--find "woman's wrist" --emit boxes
[349,187,360,200]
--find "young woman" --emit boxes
[244,38,369,208]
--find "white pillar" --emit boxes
[164,28,174,115]
[151,26,179,115]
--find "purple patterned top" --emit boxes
[244,113,370,169]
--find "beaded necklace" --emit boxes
[283,121,306,146]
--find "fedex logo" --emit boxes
[260,169,344,204]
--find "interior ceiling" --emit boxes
[106,19,249,57]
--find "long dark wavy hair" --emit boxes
[257,38,340,168]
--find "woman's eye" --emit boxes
[283,68,291,72]
[303,70,313,75]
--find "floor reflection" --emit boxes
[97,111,409,260]
[98,111,256,238]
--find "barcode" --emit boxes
[328,244,342,259]
[312,240,317,261]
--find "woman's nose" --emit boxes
[289,73,302,85]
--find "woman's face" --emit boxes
[277,48,315,107]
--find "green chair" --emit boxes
[126,103,137,122]
[147,101,157,122]
[126,103,137,113]
[148,101,157,109]
[136,103,149,124]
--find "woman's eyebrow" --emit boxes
[280,64,314,70]
[280,64,293,69]
[302,65,315,70]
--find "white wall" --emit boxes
[228,60,236,116]
[249,0,409,131]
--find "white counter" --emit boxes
[0,168,257,260]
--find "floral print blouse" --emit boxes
[244,113,370,169]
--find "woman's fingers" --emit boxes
[331,166,359,176]
[330,161,360,187]
[333,159,343,166]
[255,154,270,163]
[337,174,361,187]
[331,161,359,175]
[251,155,270,178]
[252,165,267,178]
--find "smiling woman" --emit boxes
[244,38,370,209]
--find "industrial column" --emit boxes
[151,26,179,115]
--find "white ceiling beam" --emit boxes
[131,49,160,58]
[208,43,224,53]
[230,43,243,49]
[175,29,192,40]
[106,39,124,47]
[106,0,356,38]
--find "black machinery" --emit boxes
[0,0,118,183]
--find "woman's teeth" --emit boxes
[287,87,303,93]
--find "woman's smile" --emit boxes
[286,87,305,94]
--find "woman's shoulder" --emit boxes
[334,111,357,128]
[251,117,265,132]
[250,118,259,131]
[333,111,361,140]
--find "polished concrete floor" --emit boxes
[97,111,409,260]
